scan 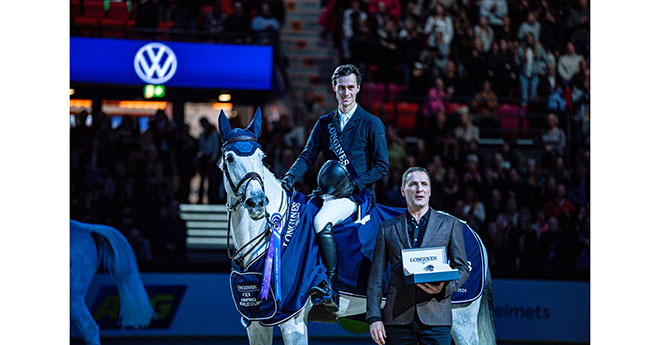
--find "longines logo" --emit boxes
[134,42,178,84]
[409,255,437,265]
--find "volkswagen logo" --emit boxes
[134,42,178,84]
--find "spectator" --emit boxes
[341,0,368,61]
[368,0,401,18]
[223,1,251,43]
[154,200,187,263]
[399,18,425,86]
[423,76,447,118]
[173,0,201,32]
[203,0,226,37]
[570,60,590,146]
[349,19,376,81]
[517,11,541,42]
[474,16,495,53]
[463,153,483,187]
[424,4,454,46]
[376,18,400,85]
[494,16,516,42]
[539,5,563,53]
[487,40,516,98]
[267,0,287,26]
[471,79,500,130]
[387,124,407,172]
[129,228,153,263]
[136,0,160,30]
[462,186,486,233]
[454,107,480,144]
[197,117,221,204]
[174,123,198,204]
[480,0,508,26]
[465,36,489,94]
[421,31,450,80]
[544,184,575,220]
[251,3,281,42]
[566,0,590,56]
[558,41,585,84]
[541,113,566,157]
[515,33,550,106]
[441,166,460,209]
[540,63,567,113]
[442,60,468,100]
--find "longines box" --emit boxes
[402,246,459,285]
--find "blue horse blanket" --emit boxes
[230,192,485,326]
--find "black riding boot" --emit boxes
[311,222,339,313]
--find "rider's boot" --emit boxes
[311,222,339,314]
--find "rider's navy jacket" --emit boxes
[286,104,389,197]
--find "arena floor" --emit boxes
[70,336,585,344]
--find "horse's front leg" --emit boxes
[280,301,311,345]
[247,322,273,345]
[451,297,481,345]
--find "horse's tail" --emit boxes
[477,265,497,345]
[89,224,154,328]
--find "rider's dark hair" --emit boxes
[331,64,362,86]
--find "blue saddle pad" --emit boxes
[451,222,485,304]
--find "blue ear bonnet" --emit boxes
[222,129,262,156]
[218,107,263,157]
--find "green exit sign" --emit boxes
[144,85,165,98]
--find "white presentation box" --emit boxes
[401,246,459,285]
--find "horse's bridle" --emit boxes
[221,135,289,269]
[221,136,265,212]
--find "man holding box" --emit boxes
[366,167,470,345]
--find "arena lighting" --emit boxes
[70,88,75,96]
[117,101,167,110]
[70,99,92,108]
[143,84,165,99]
[218,93,231,102]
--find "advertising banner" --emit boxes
[72,273,588,342]
[70,37,273,90]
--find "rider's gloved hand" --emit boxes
[281,174,295,192]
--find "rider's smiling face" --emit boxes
[332,74,360,113]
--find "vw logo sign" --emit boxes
[134,42,178,84]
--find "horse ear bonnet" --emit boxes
[217,108,263,156]
[317,160,352,197]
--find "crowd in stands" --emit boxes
[324,0,589,140]
[261,91,590,276]
[71,0,286,44]
[70,0,589,276]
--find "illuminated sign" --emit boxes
[134,43,178,84]
[91,285,187,329]
[70,37,273,90]
[144,85,166,98]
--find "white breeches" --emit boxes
[313,196,357,233]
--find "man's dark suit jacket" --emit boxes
[366,209,470,326]
[285,104,389,197]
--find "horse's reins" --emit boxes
[221,135,291,269]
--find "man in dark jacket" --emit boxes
[367,167,469,345]
[281,64,389,313]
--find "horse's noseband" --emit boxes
[222,136,266,211]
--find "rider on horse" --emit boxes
[281,64,389,314]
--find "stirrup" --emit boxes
[311,279,339,313]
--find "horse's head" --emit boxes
[217,108,269,220]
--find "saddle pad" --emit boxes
[451,222,485,304]
[230,268,278,321]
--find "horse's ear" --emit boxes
[247,107,262,138]
[218,109,232,142]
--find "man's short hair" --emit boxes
[401,167,431,189]
[331,64,362,86]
